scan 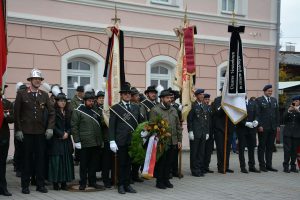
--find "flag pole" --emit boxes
[223,115,228,174]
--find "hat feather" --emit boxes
[41,82,51,92]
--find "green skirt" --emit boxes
[48,143,74,183]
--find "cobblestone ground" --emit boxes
[1,149,299,200]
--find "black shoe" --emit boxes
[104,182,112,188]
[266,167,278,172]
[118,185,126,194]
[132,177,144,183]
[53,183,60,190]
[290,168,299,173]
[125,185,137,193]
[22,187,30,194]
[283,168,290,173]
[260,167,268,172]
[16,171,21,177]
[241,168,248,173]
[31,177,36,186]
[130,179,134,184]
[192,172,201,177]
[226,169,234,173]
[164,181,173,188]
[206,169,214,173]
[156,182,166,189]
[36,186,48,193]
[0,188,12,196]
[60,182,68,190]
[89,183,105,191]
[172,172,179,177]
[249,168,260,173]
[79,185,86,190]
[218,169,225,174]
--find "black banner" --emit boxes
[228,25,246,94]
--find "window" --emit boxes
[150,64,171,89]
[222,0,235,12]
[67,59,94,98]
[150,0,181,7]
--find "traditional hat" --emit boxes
[130,87,139,95]
[159,89,173,98]
[96,91,105,97]
[83,91,95,100]
[204,93,211,99]
[144,85,158,94]
[55,93,68,100]
[119,84,132,94]
[263,84,272,91]
[194,89,205,95]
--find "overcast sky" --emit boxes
[280,0,300,51]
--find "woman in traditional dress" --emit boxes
[48,92,74,190]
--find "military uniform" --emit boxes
[236,99,259,172]
[256,95,279,171]
[187,101,210,176]
[282,103,300,172]
[211,96,234,173]
[0,98,14,196]
[203,103,214,173]
[14,87,55,191]
[149,97,182,189]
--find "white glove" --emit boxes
[252,120,258,128]
[141,131,149,138]
[206,134,209,140]
[45,129,53,140]
[188,131,194,141]
[15,131,24,142]
[110,140,118,153]
[75,142,81,149]
[245,122,254,128]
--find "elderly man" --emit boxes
[14,69,55,194]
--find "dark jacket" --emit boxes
[14,88,55,134]
[236,99,258,134]
[109,102,141,146]
[0,99,14,143]
[94,103,109,143]
[149,103,182,145]
[255,96,279,131]
[187,101,210,139]
[283,107,300,138]
[49,108,73,155]
[71,105,103,148]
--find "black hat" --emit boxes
[159,89,173,98]
[263,84,272,91]
[204,93,211,99]
[19,84,27,91]
[119,84,132,94]
[292,96,300,101]
[194,89,205,95]
[76,86,84,92]
[130,87,139,95]
[96,91,105,97]
[83,91,95,100]
[168,88,180,100]
[55,93,67,100]
[144,85,158,94]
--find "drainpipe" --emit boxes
[274,0,281,99]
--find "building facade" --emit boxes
[6,0,279,151]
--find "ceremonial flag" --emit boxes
[103,26,125,126]
[0,0,7,127]
[174,26,197,120]
[221,25,247,124]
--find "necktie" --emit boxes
[126,103,131,111]
[267,97,271,107]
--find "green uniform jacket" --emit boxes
[71,104,103,148]
[149,103,182,145]
[70,95,83,110]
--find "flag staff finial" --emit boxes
[231,11,237,26]
[111,4,120,25]
[183,4,188,27]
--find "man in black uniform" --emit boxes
[0,85,14,196]
[211,90,234,174]
[14,69,55,194]
[140,86,158,121]
[256,84,279,172]
[282,96,300,173]
[203,93,214,173]
[187,89,210,177]
[109,84,141,194]
[236,96,260,173]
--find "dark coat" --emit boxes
[93,103,109,143]
[187,101,210,138]
[0,99,14,143]
[109,102,141,146]
[255,96,279,131]
[14,88,55,134]
[48,108,73,155]
[236,99,259,134]
[283,107,300,138]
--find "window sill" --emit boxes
[150,1,180,8]
[221,10,246,18]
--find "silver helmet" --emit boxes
[27,69,44,81]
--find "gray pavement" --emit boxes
[1,149,300,200]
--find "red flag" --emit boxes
[0,0,7,127]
